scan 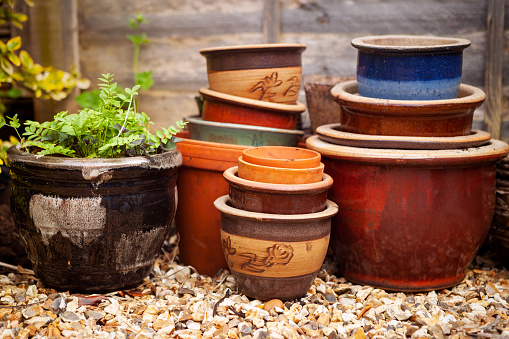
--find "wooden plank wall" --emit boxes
[74,0,507,137]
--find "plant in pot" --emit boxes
[1,73,187,292]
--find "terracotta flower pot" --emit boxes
[200,43,306,104]
[331,80,485,137]
[224,166,333,214]
[6,146,182,292]
[238,156,324,184]
[186,117,303,147]
[242,146,321,169]
[306,135,509,292]
[214,195,338,300]
[352,35,471,100]
[200,87,306,130]
[175,137,249,277]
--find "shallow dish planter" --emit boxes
[238,156,324,184]
[224,166,333,214]
[242,146,321,169]
[306,135,509,291]
[199,87,306,130]
[214,195,338,300]
[352,35,471,100]
[175,136,249,277]
[331,80,485,137]
[7,146,182,292]
[200,43,306,104]
[186,116,303,147]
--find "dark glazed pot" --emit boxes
[306,135,509,292]
[214,195,338,300]
[331,80,485,137]
[6,146,182,292]
[352,35,471,100]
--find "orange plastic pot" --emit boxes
[238,156,324,184]
[242,146,321,169]
[175,136,250,276]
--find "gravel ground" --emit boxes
[1,234,509,339]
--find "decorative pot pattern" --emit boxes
[6,146,182,292]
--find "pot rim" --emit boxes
[6,144,183,171]
[214,195,338,221]
[331,80,486,112]
[224,166,333,194]
[242,146,321,169]
[177,135,249,151]
[351,35,471,53]
[306,135,509,165]
[186,116,305,136]
[200,87,306,113]
[239,156,324,173]
[200,43,307,56]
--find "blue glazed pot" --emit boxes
[352,35,471,100]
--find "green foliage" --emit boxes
[1,74,187,158]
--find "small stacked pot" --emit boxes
[306,35,509,292]
[214,146,338,300]
[175,44,309,276]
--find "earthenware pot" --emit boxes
[224,166,332,214]
[175,137,249,277]
[306,135,509,291]
[316,123,492,150]
[200,43,306,104]
[186,117,303,147]
[200,87,306,130]
[6,145,182,292]
[214,195,338,300]
[352,35,471,100]
[331,80,485,137]
[242,146,321,169]
[238,156,324,184]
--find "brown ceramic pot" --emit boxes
[200,43,306,104]
[214,195,338,300]
[330,80,485,137]
[200,87,306,130]
[224,166,333,214]
[242,146,321,169]
[175,136,249,277]
[306,135,509,292]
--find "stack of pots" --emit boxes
[306,35,509,292]
[175,44,309,276]
[214,146,338,300]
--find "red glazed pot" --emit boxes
[224,166,333,214]
[175,136,250,277]
[306,135,509,292]
[330,80,486,137]
[242,146,321,169]
[200,87,306,130]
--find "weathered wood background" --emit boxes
[26,0,509,139]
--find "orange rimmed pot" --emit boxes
[224,166,333,214]
[242,146,321,169]
[175,136,250,276]
[238,156,324,184]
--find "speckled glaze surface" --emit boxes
[224,166,333,214]
[200,44,306,104]
[306,135,509,291]
[6,146,182,292]
[186,116,303,147]
[352,35,470,100]
[331,80,485,137]
[214,195,338,300]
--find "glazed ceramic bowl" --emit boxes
[200,43,306,104]
[352,35,471,100]
[331,80,485,137]
[186,117,303,147]
[238,156,324,184]
[242,146,321,169]
[224,166,333,214]
[215,195,338,300]
[199,87,306,130]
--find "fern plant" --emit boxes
[1,74,186,158]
